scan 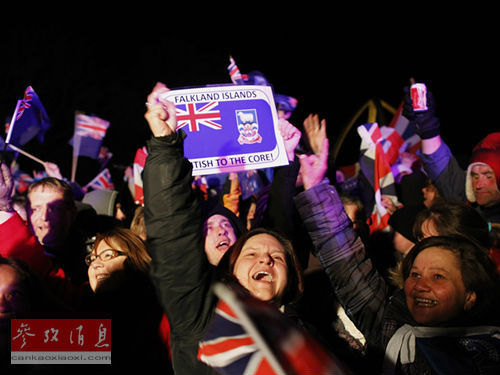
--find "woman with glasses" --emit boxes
[85,227,150,293]
[82,227,173,373]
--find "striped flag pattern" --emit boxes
[84,168,114,191]
[70,113,110,159]
[133,147,148,205]
[357,122,402,233]
[198,283,350,375]
[227,56,247,85]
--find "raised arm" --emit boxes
[293,138,390,347]
[143,83,216,337]
[403,82,467,201]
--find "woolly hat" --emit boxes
[465,132,500,203]
[203,204,247,238]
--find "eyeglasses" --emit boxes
[85,249,127,266]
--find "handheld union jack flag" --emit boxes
[357,122,402,233]
[227,56,248,85]
[198,283,351,375]
[74,113,110,140]
[176,102,222,132]
[84,168,114,191]
[6,86,51,147]
[70,113,110,159]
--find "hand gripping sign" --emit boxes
[159,85,289,176]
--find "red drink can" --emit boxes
[410,83,428,111]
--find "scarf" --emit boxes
[382,324,500,374]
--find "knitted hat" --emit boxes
[465,132,500,203]
[203,204,247,238]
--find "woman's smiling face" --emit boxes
[404,247,476,325]
[87,240,128,293]
[233,233,288,304]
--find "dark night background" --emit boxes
[1,12,497,187]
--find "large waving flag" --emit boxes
[70,113,110,159]
[358,122,402,233]
[5,86,51,147]
[388,101,421,155]
[198,283,350,375]
[385,101,421,182]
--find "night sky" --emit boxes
[1,14,497,186]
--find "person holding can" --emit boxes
[294,139,500,374]
[403,82,500,225]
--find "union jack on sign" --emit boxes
[176,102,222,132]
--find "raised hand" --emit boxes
[303,113,327,156]
[298,138,329,190]
[278,118,302,162]
[0,162,13,212]
[144,82,177,137]
[43,161,63,179]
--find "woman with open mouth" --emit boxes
[142,82,353,375]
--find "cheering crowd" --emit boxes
[1,74,500,375]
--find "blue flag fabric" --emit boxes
[6,86,51,147]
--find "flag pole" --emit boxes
[1,100,22,166]
[2,100,21,156]
[71,134,81,182]
[5,100,21,146]
[6,144,45,166]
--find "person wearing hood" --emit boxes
[202,204,246,266]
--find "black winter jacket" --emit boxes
[144,132,219,375]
